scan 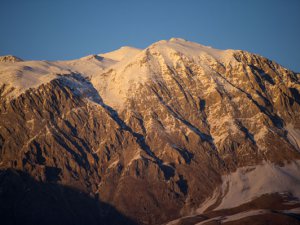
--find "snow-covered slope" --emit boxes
[91,38,238,108]
[0,38,236,104]
[99,46,141,61]
[0,45,141,99]
[0,60,68,98]
[196,160,300,212]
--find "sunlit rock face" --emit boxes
[0,38,300,225]
[0,55,23,63]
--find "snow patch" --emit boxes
[222,209,268,223]
[196,188,220,214]
[216,160,300,210]
[193,209,269,225]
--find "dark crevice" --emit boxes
[250,65,275,85]
[199,99,206,112]
[289,88,300,105]
[172,145,194,164]
[176,175,188,195]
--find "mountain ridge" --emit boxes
[0,38,300,225]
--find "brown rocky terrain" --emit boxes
[0,55,23,63]
[0,38,300,224]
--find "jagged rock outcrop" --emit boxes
[0,55,23,63]
[0,39,300,225]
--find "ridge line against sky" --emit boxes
[0,0,299,72]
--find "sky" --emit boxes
[0,0,299,71]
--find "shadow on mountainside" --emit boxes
[0,169,137,225]
[64,73,176,181]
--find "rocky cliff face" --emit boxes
[0,38,300,225]
[0,55,23,63]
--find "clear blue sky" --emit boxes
[1,0,299,71]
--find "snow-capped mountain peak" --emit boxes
[149,37,236,63]
[0,38,300,225]
[99,46,142,61]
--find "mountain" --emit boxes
[0,38,300,225]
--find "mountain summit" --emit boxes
[0,39,300,225]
